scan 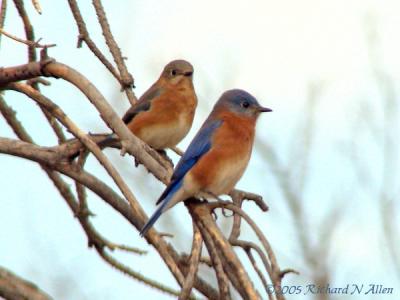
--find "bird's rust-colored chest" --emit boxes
[153,83,197,122]
[129,81,197,149]
[213,114,255,155]
[187,114,256,194]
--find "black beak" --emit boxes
[258,106,272,113]
[183,71,193,77]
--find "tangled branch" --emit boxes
[0,1,292,299]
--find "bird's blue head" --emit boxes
[216,89,272,118]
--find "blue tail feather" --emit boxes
[139,199,169,236]
[140,180,183,236]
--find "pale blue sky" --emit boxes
[1,0,399,299]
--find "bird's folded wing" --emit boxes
[122,86,164,124]
[156,119,223,205]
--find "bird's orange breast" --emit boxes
[186,112,255,195]
[127,83,197,149]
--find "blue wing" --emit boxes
[155,118,223,205]
[140,118,223,236]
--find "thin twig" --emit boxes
[0,96,71,210]
[99,249,191,299]
[187,200,259,299]
[246,248,272,300]
[179,254,213,268]
[76,150,91,218]
[64,142,179,295]
[0,28,55,48]
[179,223,202,300]
[67,0,122,85]
[0,0,7,38]
[7,82,142,216]
[106,243,147,255]
[26,78,51,86]
[196,220,232,300]
[208,201,286,300]
[91,0,137,105]
[230,239,273,300]
[31,0,41,14]
[10,0,65,145]
[76,204,178,296]
[230,189,268,212]
[12,0,36,61]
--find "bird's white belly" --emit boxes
[206,156,249,195]
[142,117,189,149]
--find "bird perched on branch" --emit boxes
[81,59,197,158]
[121,59,197,150]
[140,89,272,236]
[70,60,197,160]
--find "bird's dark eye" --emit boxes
[242,101,250,108]
[171,69,177,76]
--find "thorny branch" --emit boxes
[67,0,137,105]
[91,0,137,102]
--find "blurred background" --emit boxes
[0,0,399,299]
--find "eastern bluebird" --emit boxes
[122,59,197,150]
[140,89,272,236]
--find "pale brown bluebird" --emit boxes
[122,59,197,150]
[140,89,272,235]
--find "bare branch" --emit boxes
[99,249,189,299]
[230,189,268,212]
[208,201,287,300]
[10,0,65,146]
[32,0,42,14]
[12,0,36,61]
[196,220,232,300]
[179,224,203,300]
[0,59,172,179]
[0,27,55,48]
[91,0,137,104]
[43,60,172,182]
[0,266,52,300]
[67,0,122,85]
[230,240,272,296]
[229,189,268,242]
[0,92,177,294]
[0,58,54,85]
[0,137,219,297]
[7,82,143,213]
[188,200,260,299]
[0,0,7,36]
[0,6,288,295]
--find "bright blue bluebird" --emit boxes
[140,89,272,236]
